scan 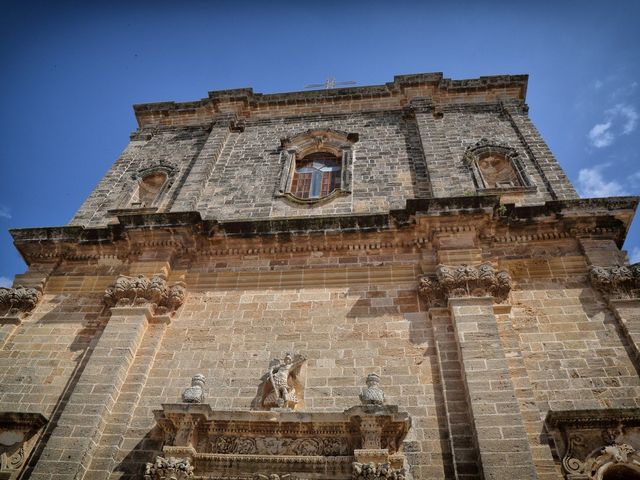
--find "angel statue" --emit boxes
[261,352,307,410]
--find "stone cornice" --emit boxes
[132,73,528,127]
[9,197,638,265]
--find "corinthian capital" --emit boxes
[0,286,42,317]
[418,263,512,307]
[589,263,640,299]
[104,275,186,313]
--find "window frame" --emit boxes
[276,129,357,205]
[463,138,536,194]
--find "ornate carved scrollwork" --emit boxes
[589,263,640,299]
[144,456,194,480]
[418,263,512,307]
[0,285,42,317]
[209,436,350,456]
[103,275,186,313]
[352,462,406,480]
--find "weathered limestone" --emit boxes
[4,73,640,480]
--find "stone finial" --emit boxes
[0,286,42,317]
[352,462,405,480]
[181,374,205,403]
[418,263,512,307]
[589,263,640,299]
[144,456,193,480]
[103,275,186,313]
[360,373,385,406]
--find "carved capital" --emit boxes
[104,275,186,313]
[144,456,194,480]
[0,286,42,318]
[589,263,640,299]
[352,461,406,480]
[418,263,511,307]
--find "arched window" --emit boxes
[477,153,521,188]
[463,138,533,192]
[275,129,357,204]
[130,171,168,208]
[290,152,342,200]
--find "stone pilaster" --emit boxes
[448,297,538,480]
[29,274,185,480]
[170,114,235,212]
[419,263,538,479]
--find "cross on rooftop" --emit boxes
[305,77,357,90]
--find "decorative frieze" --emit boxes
[151,403,411,479]
[418,263,512,307]
[0,286,42,318]
[352,462,406,480]
[588,263,640,299]
[144,456,193,480]
[103,275,186,313]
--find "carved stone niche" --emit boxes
[147,403,411,480]
[589,264,640,300]
[0,412,47,479]
[545,408,640,480]
[417,263,512,308]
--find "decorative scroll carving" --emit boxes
[210,436,350,456]
[0,412,47,477]
[360,373,385,406]
[253,475,295,480]
[151,403,411,479]
[181,374,205,403]
[418,263,512,307]
[589,263,640,299]
[103,275,186,313]
[261,353,306,410]
[545,409,640,479]
[352,462,406,480]
[144,456,194,480]
[0,286,42,317]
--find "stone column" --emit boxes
[419,264,538,479]
[29,275,185,480]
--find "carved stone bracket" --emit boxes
[545,408,640,479]
[589,263,640,300]
[151,403,411,479]
[104,275,186,314]
[144,455,194,480]
[0,412,47,478]
[0,286,42,319]
[417,263,512,307]
[352,461,406,480]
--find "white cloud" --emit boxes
[0,206,11,219]
[577,165,627,197]
[0,277,12,288]
[630,246,640,264]
[594,79,604,90]
[588,121,614,147]
[588,103,638,148]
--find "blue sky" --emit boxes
[1,0,639,285]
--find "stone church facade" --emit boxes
[1,72,639,480]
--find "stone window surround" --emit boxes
[110,164,178,216]
[463,138,536,195]
[275,129,357,205]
